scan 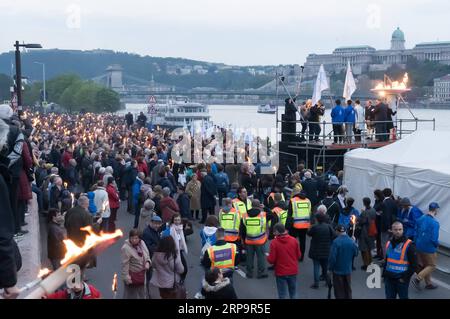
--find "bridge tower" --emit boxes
[106,64,124,91]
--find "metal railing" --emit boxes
[278,117,436,171]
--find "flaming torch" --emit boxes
[18,268,51,294]
[112,273,118,299]
[24,227,123,299]
[371,73,413,138]
[350,215,357,238]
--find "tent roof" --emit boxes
[345,131,450,168]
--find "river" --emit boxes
[122,103,449,138]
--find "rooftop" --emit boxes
[415,41,450,47]
[335,45,376,50]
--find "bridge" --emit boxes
[92,64,374,104]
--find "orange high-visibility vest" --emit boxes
[242,211,267,245]
[207,243,237,270]
[219,208,241,242]
[290,197,311,229]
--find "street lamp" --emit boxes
[14,41,43,109]
[34,62,46,105]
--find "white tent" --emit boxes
[343,131,450,248]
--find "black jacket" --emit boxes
[201,174,217,208]
[141,225,160,258]
[373,103,388,122]
[47,222,66,260]
[307,222,336,259]
[302,178,319,206]
[309,105,325,122]
[381,197,398,232]
[284,100,297,121]
[0,166,19,289]
[201,278,238,299]
[201,240,240,269]
[383,236,418,281]
[320,197,340,226]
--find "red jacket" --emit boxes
[137,160,149,177]
[18,142,33,201]
[160,196,180,224]
[267,233,301,276]
[62,151,73,169]
[106,184,120,209]
[46,284,101,299]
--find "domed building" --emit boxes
[304,27,450,78]
[391,27,406,50]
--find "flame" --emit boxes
[112,273,118,292]
[64,182,68,189]
[38,268,51,278]
[350,215,356,225]
[61,226,123,265]
[373,73,409,91]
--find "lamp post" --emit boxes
[14,41,42,109]
[34,62,46,106]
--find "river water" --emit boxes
[123,103,449,138]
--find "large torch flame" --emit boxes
[373,73,410,91]
[350,215,356,225]
[61,226,123,265]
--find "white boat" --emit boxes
[257,103,276,114]
[151,96,211,129]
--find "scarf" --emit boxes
[170,224,188,254]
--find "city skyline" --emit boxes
[1,0,450,66]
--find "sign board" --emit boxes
[148,95,157,105]
[147,95,157,115]
[147,104,157,115]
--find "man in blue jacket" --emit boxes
[343,100,356,144]
[331,100,345,144]
[328,224,358,299]
[397,197,423,241]
[412,202,440,290]
[132,172,145,228]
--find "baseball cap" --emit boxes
[335,224,346,233]
[151,215,162,222]
[429,202,440,210]
[400,197,411,206]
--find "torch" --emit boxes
[18,268,51,294]
[24,227,123,299]
[351,215,357,238]
[112,273,118,299]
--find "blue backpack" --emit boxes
[87,192,97,215]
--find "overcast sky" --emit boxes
[1,0,449,66]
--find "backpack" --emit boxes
[87,192,97,215]
[200,235,213,261]
[368,218,378,237]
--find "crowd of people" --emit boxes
[0,103,442,300]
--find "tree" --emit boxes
[94,88,120,113]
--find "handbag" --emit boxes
[172,257,187,299]
[129,244,146,286]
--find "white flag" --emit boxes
[343,61,357,102]
[312,64,329,105]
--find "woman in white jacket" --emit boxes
[354,100,366,142]
[93,180,110,232]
